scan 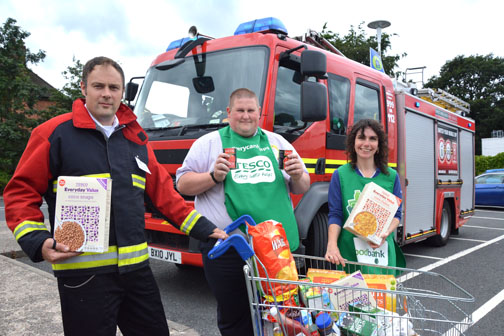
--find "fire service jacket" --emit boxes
[4,98,216,277]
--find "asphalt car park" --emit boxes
[401,208,504,336]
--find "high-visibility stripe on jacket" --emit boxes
[4,98,216,277]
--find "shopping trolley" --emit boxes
[209,215,474,336]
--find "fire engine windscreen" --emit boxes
[133,47,268,133]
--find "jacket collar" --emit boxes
[72,98,137,129]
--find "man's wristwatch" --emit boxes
[209,171,220,184]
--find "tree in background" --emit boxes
[0,17,46,179]
[47,57,83,115]
[0,18,83,192]
[321,22,407,78]
[426,54,504,155]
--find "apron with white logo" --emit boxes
[219,126,299,251]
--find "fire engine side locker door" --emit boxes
[459,129,475,211]
[403,108,436,237]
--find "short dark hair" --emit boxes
[346,119,389,174]
[82,56,125,88]
[229,88,259,109]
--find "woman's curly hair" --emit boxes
[346,119,389,175]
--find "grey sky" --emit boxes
[1,0,501,90]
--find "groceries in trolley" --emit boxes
[208,215,473,336]
[261,269,419,336]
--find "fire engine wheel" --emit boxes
[427,201,452,247]
[306,211,328,257]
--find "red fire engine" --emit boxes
[125,17,475,266]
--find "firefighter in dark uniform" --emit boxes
[3,56,228,336]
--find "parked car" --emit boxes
[475,169,504,206]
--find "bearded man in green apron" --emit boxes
[176,88,310,336]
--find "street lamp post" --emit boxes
[367,20,391,55]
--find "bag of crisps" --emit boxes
[248,220,298,302]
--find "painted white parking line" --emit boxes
[464,225,504,230]
[471,216,504,221]
[450,237,488,243]
[442,288,504,336]
[403,253,443,260]
[398,234,504,282]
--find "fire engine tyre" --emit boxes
[427,201,452,247]
[306,211,328,257]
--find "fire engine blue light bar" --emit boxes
[166,37,193,52]
[234,17,288,36]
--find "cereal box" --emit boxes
[343,182,402,245]
[54,176,111,252]
[306,268,347,284]
[363,274,398,312]
[328,271,377,311]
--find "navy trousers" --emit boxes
[200,239,254,336]
[57,266,169,336]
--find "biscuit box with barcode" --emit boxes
[328,271,377,311]
[54,176,112,252]
[343,182,402,245]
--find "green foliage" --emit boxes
[0,17,46,174]
[0,170,11,194]
[321,22,407,78]
[49,57,83,114]
[0,18,84,183]
[426,55,504,155]
[475,152,504,176]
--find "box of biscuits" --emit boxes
[54,176,111,252]
[343,182,401,245]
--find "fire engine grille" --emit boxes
[145,229,191,251]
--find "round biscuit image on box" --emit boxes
[54,221,86,251]
[353,211,377,237]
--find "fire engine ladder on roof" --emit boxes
[416,88,471,116]
[293,29,347,57]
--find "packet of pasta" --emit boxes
[248,220,298,302]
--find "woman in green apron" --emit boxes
[325,119,405,274]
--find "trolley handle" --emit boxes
[207,214,256,261]
[208,235,255,260]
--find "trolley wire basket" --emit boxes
[207,215,474,336]
[243,255,474,336]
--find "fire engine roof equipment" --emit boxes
[166,37,193,52]
[417,88,470,116]
[166,17,287,53]
[234,17,288,36]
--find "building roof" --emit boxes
[28,69,56,99]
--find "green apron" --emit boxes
[337,164,406,274]
[219,126,299,251]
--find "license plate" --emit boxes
[148,247,182,264]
